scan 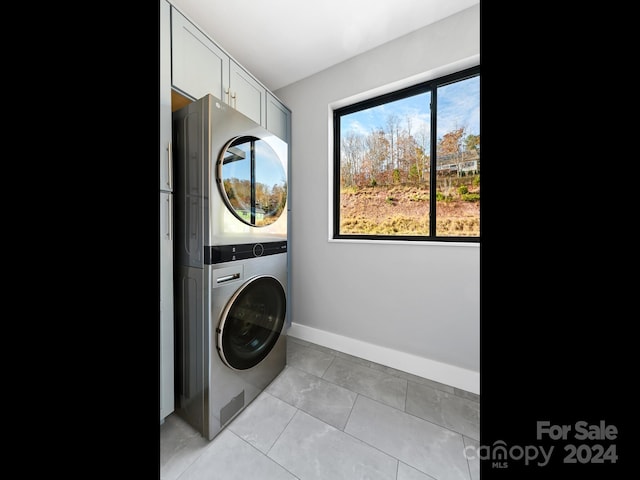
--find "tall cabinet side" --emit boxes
[160,0,175,423]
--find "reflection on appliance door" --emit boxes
[217,274,286,370]
[217,135,287,228]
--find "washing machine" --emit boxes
[172,94,289,440]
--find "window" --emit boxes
[333,65,480,242]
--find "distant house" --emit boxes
[459,160,479,175]
[236,207,265,223]
[432,151,480,177]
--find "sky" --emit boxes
[221,138,287,190]
[340,76,479,144]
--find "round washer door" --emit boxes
[217,135,287,227]
[217,275,286,370]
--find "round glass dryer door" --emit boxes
[217,275,286,370]
[217,136,287,227]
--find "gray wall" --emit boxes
[275,5,480,384]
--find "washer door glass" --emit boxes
[218,275,286,370]
[218,135,287,227]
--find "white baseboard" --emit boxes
[288,322,479,395]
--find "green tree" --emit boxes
[464,134,480,152]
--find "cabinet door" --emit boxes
[160,191,175,421]
[171,7,229,101]
[160,0,172,191]
[229,59,266,126]
[266,92,291,143]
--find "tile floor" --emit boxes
[160,336,480,480]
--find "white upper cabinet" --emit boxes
[229,59,266,126]
[171,6,230,102]
[266,92,291,143]
[170,4,285,130]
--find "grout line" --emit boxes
[227,429,301,480]
[462,435,475,480]
[265,398,299,456]
[403,378,409,413]
[319,354,337,379]
[342,392,359,432]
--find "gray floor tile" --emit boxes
[288,336,336,356]
[406,381,479,441]
[322,357,407,410]
[287,340,335,377]
[266,365,357,430]
[162,338,478,480]
[397,462,437,480]
[345,395,470,480]
[160,413,202,464]
[286,336,313,347]
[268,409,397,480]
[288,336,370,368]
[463,437,479,480]
[366,361,406,378]
[227,392,297,454]
[367,363,456,394]
[333,349,374,368]
[453,388,480,403]
[177,429,297,480]
[160,414,210,480]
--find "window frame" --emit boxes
[332,65,480,243]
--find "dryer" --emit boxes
[172,94,289,440]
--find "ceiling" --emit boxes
[169,0,479,92]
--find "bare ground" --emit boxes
[339,185,479,236]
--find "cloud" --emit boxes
[343,119,369,136]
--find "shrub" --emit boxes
[461,193,480,202]
[408,164,420,182]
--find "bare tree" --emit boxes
[385,114,401,171]
[341,132,365,187]
[365,129,389,186]
[415,126,430,182]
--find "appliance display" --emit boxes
[172,94,289,440]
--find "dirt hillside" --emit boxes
[340,184,479,236]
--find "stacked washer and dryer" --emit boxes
[172,94,289,440]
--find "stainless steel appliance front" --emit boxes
[172,94,288,440]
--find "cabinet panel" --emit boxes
[161,0,175,423]
[266,92,291,143]
[160,191,175,421]
[171,6,229,101]
[161,0,172,191]
[229,59,265,126]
